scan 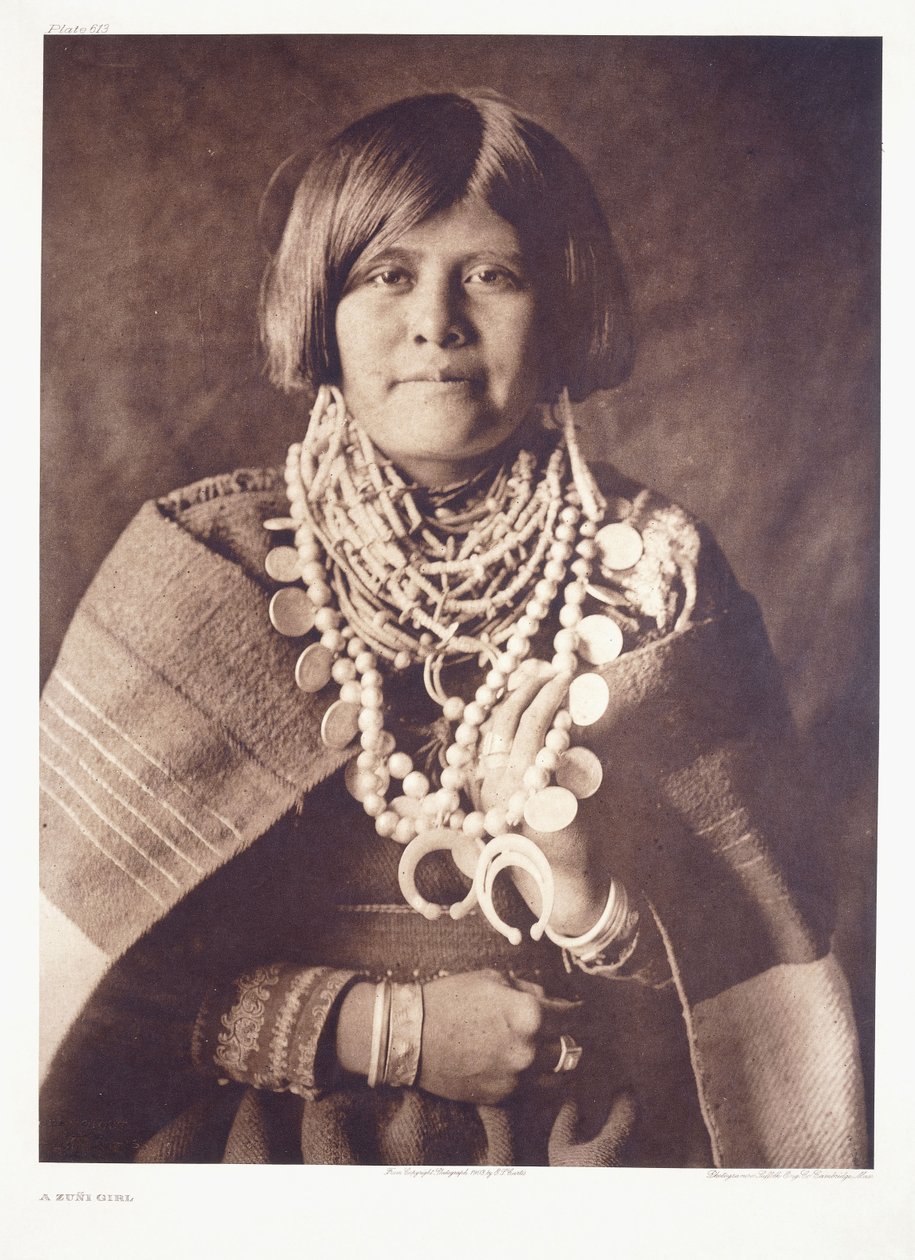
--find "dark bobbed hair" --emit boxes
[259,92,633,402]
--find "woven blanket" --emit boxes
[39,467,866,1166]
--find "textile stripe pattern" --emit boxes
[690,957,866,1167]
[40,615,283,956]
[39,467,868,1167]
[39,495,352,960]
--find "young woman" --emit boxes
[39,91,865,1166]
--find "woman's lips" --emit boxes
[395,375,479,390]
[399,378,470,385]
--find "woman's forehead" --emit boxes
[359,197,523,263]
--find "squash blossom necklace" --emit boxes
[264,385,643,946]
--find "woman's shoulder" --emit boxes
[592,460,702,548]
[157,466,286,515]
[590,461,743,632]
[152,466,288,584]
[131,460,744,631]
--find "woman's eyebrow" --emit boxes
[355,246,528,271]
[356,246,416,268]
[463,250,527,271]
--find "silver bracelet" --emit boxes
[565,917,642,977]
[383,982,424,1088]
[544,880,631,954]
[366,979,392,1088]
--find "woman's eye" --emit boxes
[369,268,411,288]
[466,267,522,290]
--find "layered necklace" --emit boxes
[264,386,644,945]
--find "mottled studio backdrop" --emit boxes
[41,35,879,1111]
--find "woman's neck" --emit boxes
[377,417,548,490]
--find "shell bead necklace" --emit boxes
[267,387,625,944]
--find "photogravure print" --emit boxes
[39,35,878,1171]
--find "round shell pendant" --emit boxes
[596,521,644,571]
[269,587,316,637]
[523,785,579,833]
[568,672,610,726]
[265,546,303,583]
[585,582,630,610]
[320,700,360,749]
[576,614,624,665]
[554,747,604,799]
[294,643,334,692]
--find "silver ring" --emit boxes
[552,1034,583,1073]
[481,730,512,758]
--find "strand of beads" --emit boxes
[384,495,603,938]
[344,482,593,851]
[286,389,573,667]
[282,466,597,824]
[439,494,606,941]
[454,495,597,844]
[269,496,603,940]
[268,389,619,943]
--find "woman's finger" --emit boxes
[509,979,584,1045]
[510,977,584,1016]
[487,668,557,746]
[510,670,573,766]
[478,671,558,785]
[508,976,546,999]
[527,1027,586,1082]
[501,980,586,1087]
[506,657,555,693]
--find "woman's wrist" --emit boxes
[508,848,605,937]
[335,979,424,1088]
[547,870,612,938]
[335,980,375,1077]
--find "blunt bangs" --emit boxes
[260,93,632,400]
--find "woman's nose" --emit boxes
[408,278,470,348]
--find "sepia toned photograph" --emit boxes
[38,34,878,1171]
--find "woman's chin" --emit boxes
[349,396,532,484]
[379,435,515,486]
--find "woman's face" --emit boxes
[334,197,543,486]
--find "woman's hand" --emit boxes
[473,663,611,936]
[335,971,581,1104]
[419,971,581,1104]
